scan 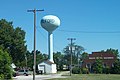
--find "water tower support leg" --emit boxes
[48,32,54,63]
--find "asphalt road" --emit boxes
[13,71,69,80]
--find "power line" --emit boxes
[36,26,62,53]
[36,26,47,39]
[58,29,120,33]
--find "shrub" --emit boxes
[0,74,4,79]
[103,66,110,74]
[72,67,81,74]
[110,60,120,74]
[92,59,103,74]
[82,68,89,74]
[0,48,12,79]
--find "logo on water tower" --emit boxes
[41,19,55,24]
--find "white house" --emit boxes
[38,60,57,74]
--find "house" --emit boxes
[11,63,16,69]
[82,52,116,72]
[38,60,57,74]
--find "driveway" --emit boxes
[13,71,69,80]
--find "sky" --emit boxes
[0,0,120,54]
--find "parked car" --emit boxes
[17,69,29,76]
[13,70,18,77]
[36,70,43,75]
[12,68,18,77]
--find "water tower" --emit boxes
[41,15,60,63]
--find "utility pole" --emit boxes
[27,8,44,80]
[67,38,76,76]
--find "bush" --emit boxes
[72,67,81,74]
[0,74,4,79]
[103,66,110,74]
[0,48,12,79]
[72,67,90,74]
[82,68,89,74]
[92,59,103,74]
[110,60,120,74]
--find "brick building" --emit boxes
[82,52,116,72]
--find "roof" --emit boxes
[90,52,116,57]
[39,60,55,65]
[44,60,54,65]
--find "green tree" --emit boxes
[92,59,103,74]
[0,19,14,50]
[27,50,45,70]
[53,52,64,70]
[0,19,27,66]
[11,27,27,66]
[63,43,84,66]
[0,47,12,79]
[26,51,33,69]
[42,53,48,60]
[63,45,71,66]
[106,48,119,59]
[81,52,88,61]
[36,50,43,65]
[111,60,120,74]
[101,48,119,59]
[73,45,84,65]
[80,52,88,67]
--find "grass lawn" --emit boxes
[48,74,120,80]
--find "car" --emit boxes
[17,69,29,76]
[13,71,17,77]
[12,68,19,77]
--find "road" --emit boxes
[13,71,69,80]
